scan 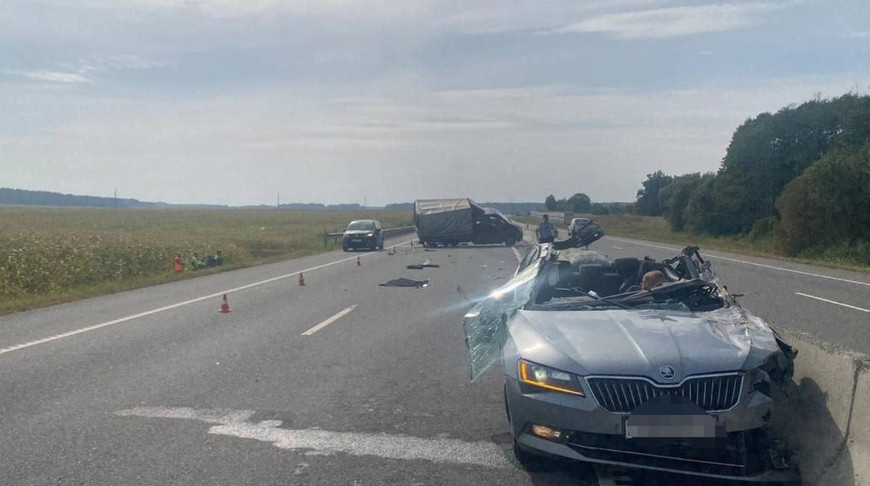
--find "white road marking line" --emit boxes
[512,247,523,262]
[612,246,624,250]
[605,236,870,288]
[115,407,513,469]
[301,305,357,336]
[796,292,870,313]
[0,239,415,357]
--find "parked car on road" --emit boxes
[342,219,383,251]
[463,230,798,482]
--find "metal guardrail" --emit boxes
[323,226,417,247]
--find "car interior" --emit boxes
[531,251,726,312]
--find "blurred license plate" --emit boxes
[625,414,718,439]
[351,239,361,243]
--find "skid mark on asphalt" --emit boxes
[115,407,513,469]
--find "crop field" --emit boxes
[0,207,412,314]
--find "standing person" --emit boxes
[536,214,556,244]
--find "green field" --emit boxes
[0,207,412,314]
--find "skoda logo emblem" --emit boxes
[660,366,676,380]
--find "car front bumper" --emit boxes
[343,236,376,248]
[505,376,796,482]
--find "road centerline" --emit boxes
[795,292,870,313]
[302,305,357,336]
[0,239,414,357]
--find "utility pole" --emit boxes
[114,188,118,208]
[277,193,280,209]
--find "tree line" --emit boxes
[544,193,632,215]
[634,92,870,262]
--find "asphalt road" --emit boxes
[1,236,602,486]
[2,232,866,485]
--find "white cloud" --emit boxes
[7,70,89,83]
[553,2,784,39]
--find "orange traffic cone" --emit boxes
[298,272,306,286]
[218,294,232,313]
[356,256,361,266]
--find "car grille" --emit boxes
[587,374,743,413]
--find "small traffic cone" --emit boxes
[218,294,232,313]
[356,256,361,266]
[298,272,306,286]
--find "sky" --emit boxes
[1,0,869,206]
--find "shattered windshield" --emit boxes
[463,263,538,381]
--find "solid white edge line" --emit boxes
[795,292,870,313]
[605,236,870,288]
[301,305,357,336]
[0,238,415,356]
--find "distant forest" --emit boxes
[633,92,870,262]
[0,188,167,208]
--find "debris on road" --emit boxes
[380,278,430,288]
[406,260,440,270]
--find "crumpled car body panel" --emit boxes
[462,240,797,481]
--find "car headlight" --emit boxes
[518,359,585,396]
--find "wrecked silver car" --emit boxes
[463,225,798,482]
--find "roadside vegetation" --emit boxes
[0,207,411,314]
[538,91,870,272]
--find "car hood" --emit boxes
[509,308,768,383]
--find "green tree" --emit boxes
[635,171,673,216]
[659,173,710,231]
[775,144,870,255]
[545,194,557,211]
[566,193,591,213]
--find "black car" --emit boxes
[342,219,383,251]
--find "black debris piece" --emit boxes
[380,278,430,288]
[406,260,441,270]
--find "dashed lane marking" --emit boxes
[301,305,357,336]
[605,236,870,288]
[0,239,415,357]
[796,292,870,313]
[115,407,513,469]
